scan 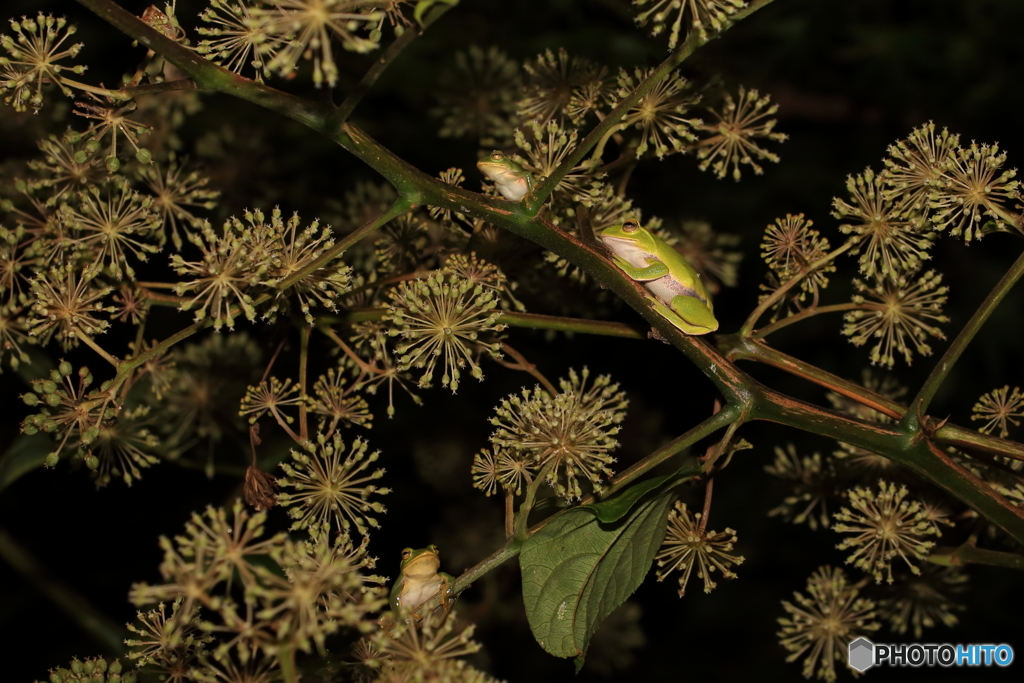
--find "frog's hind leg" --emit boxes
[644,296,717,336]
[671,294,718,334]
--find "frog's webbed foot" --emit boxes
[377,610,399,633]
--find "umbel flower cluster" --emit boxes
[4,2,1023,683]
[750,120,1020,370]
[762,373,979,681]
[481,368,629,501]
[127,502,386,679]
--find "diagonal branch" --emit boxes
[905,246,1024,427]
[76,0,1024,552]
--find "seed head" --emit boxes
[0,13,86,112]
[842,270,949,368]
[614,67,700,159]
[489,367,627,501]
[655,501,744,596]
[277,432,390,537]
[833,167,935,282]
[384,270,506,393]
[433,44,520,145]
[929,141,1019,243]
[777,566,879,682]
[196,0,285,83]
[764,444,836,530]
[696,86,786,181]
[633,0,748,47]
[833,480,940,584]
[518,48,603,124]
[971,385,1024,438]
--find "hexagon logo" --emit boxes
[848,637,875,672]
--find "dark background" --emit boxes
[1,0,1022,681]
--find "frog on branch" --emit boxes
[388,545,455,626]
[600,218,719,335]
[476,150,535,201]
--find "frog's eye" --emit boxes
[622,220,639,233]
[401,548,412,560]
[490,151,503,161]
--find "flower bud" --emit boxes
[82,426,100,445]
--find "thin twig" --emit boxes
[321,327,381,376]
[497,343,557,396]
[905,246,1024,425]
[697,478,714,536]
[298,326,310,443]
[334,3,456,122]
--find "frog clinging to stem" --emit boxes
[600,218,719,335]
[389,545,455,625]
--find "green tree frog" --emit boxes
[389,545,454,624]
[476,150,535,201]
[600,218,719,335]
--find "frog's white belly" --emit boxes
[398,576,445,611]
[609,242,701,304]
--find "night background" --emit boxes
[1,0,1022,681]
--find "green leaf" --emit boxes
[583,474,674,523]
[0,433,55,493]
[520,488,675,658]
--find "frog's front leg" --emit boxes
[611,254,669,281]
[436,572,456,617]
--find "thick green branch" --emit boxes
[76,0,330,129]
[721,334,1024,462]
[929,543,1024,571]
[720,334,906,418]
[750,388,1024,544]
[80,0,1024,557]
